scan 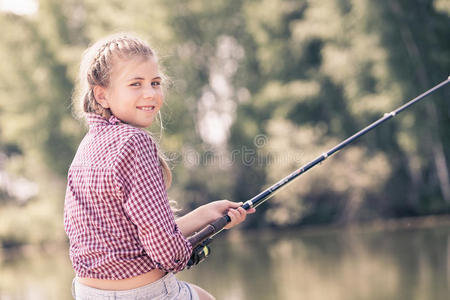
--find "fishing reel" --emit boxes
[187,238,213,268]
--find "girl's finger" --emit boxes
[224,209,239,229]
[228,208,240,222]
[224,205,254,229]
[235,207,247,223]
[229,201,243,209]
[247,207,256,214]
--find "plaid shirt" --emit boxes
[64,113,192,279]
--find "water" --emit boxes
[0,224,449,300]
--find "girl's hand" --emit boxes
[176,200,256,237]
[202,200,256,230]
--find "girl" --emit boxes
[64,33,255,300]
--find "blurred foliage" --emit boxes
[0,0,449,247]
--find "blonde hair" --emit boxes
[73,33,172,188]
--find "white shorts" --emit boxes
[72,272,200,300]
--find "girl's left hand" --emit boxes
[202,200,256,229]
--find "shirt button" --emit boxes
[174,259,180,263]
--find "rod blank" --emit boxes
[187,77,450,249]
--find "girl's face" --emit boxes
[95,56,163,128]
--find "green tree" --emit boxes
[230,0,450,225]
[369,0,450,214]
[0,0,449,249]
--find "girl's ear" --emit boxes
[93,85,110,108]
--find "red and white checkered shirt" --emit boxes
[64,113,192,279]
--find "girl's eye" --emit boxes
[151,81,161,87]
[130,82,141,87]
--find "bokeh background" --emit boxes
[0,0,449,299]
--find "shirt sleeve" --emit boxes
[114,132,192,273]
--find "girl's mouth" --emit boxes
[137,106,155,111]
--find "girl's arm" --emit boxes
[176,200,256,237]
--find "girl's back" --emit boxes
[65,113,192,280]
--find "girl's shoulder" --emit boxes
[111,125,160,175]
[71,122,156,170]
[112,124,156,154]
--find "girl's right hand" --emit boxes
[201,200,256,229]
[176,200,256,237]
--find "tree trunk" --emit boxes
[389,1,450,203]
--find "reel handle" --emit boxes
[187,215,230,248]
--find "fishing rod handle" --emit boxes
[187,215,230,248]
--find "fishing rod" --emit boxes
[186,76,450,267]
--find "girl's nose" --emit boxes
[143,85,155,98]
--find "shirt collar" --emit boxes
[86,113,122,127]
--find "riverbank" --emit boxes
[297,214,450,236]
[1,214,450,262]
[225,213,450,244]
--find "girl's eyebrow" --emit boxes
[127,76,162,81]
[127,76,145,81]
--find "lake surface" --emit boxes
[0,224,449,300]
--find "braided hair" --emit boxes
[72,33,172,188]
